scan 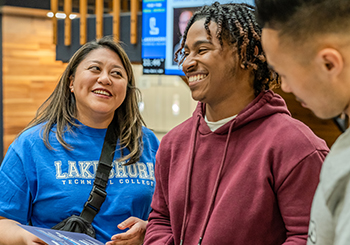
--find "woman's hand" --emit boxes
[0,217,48,245]
[105,217,148,245]
[24,232,48,245]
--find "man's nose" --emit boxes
[182,55,196,73]
[281,80,292,93]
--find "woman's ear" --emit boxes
[316,48,343,77]
[69,75,74,92]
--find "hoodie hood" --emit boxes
[194,90,291,135]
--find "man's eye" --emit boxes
[198,48,207,54]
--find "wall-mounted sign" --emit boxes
[142,58,165,74]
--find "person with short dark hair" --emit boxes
[144,2,329,244]
[0,36,159,245]
[255,0,350,244]
[173,10,193,65]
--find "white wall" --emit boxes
[133,65,197,140]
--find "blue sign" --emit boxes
[142,0,167,59]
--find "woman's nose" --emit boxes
[97,71,112,85]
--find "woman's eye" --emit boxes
[89,66,100,71]
[112,70,122,77]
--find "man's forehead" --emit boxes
[261,28,279,43]
[261,28,299,55]
[187,20,215,38]
[261,28,281,55]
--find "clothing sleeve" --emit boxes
[330,172,350,245]
[0,145,32,224]
[144,149,174,245]
[277,150,326,244]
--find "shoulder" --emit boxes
[14,123,47,147]
[261,113,329,179]
[142,126,160,152]
[5,123,49,164]
[154,117,195,161]
[319,130,350,195]
[159,117,194,146]
[269,112,328,152]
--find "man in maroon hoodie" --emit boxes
[144,2,329,245]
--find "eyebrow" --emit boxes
[89,60,125,70]
[184,39,213,49]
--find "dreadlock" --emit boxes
[175,2,280,95]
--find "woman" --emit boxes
[0,36,159,244]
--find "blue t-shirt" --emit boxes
[0,121,159,243]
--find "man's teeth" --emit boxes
[188,74,207,82]
[93,90,110,96]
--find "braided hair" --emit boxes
[175,2,279,95]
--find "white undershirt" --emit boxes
[204,114,237,132]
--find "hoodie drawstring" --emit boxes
[197,120,235,244]
[180,116,236,245]
[180,115,201,245]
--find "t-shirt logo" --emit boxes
[54,160,155,186]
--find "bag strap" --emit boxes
[80,118,118,223]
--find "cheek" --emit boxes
[114,81,128,95]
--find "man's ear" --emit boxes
[316,48,343,76]
[254,45,259,56]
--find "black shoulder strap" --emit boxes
[80,118,118,223]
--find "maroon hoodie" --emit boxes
[144,90,329,245]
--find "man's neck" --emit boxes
[205,91,256,122]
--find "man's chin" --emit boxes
[312,109,341,121]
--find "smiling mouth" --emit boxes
[188,74,207,83]
[93,90,111,96]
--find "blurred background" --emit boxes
[0,0,343,158]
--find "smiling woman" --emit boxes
[0,36,160,244]
[69,48,128,128]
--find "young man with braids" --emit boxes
[255,0,350,244]
[144,2,328,244]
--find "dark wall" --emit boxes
[2,0,50,9]
[56,13,142,63]
[3,1,143,63]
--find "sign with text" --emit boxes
[142,58,165,74]
[142,0,167,60]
